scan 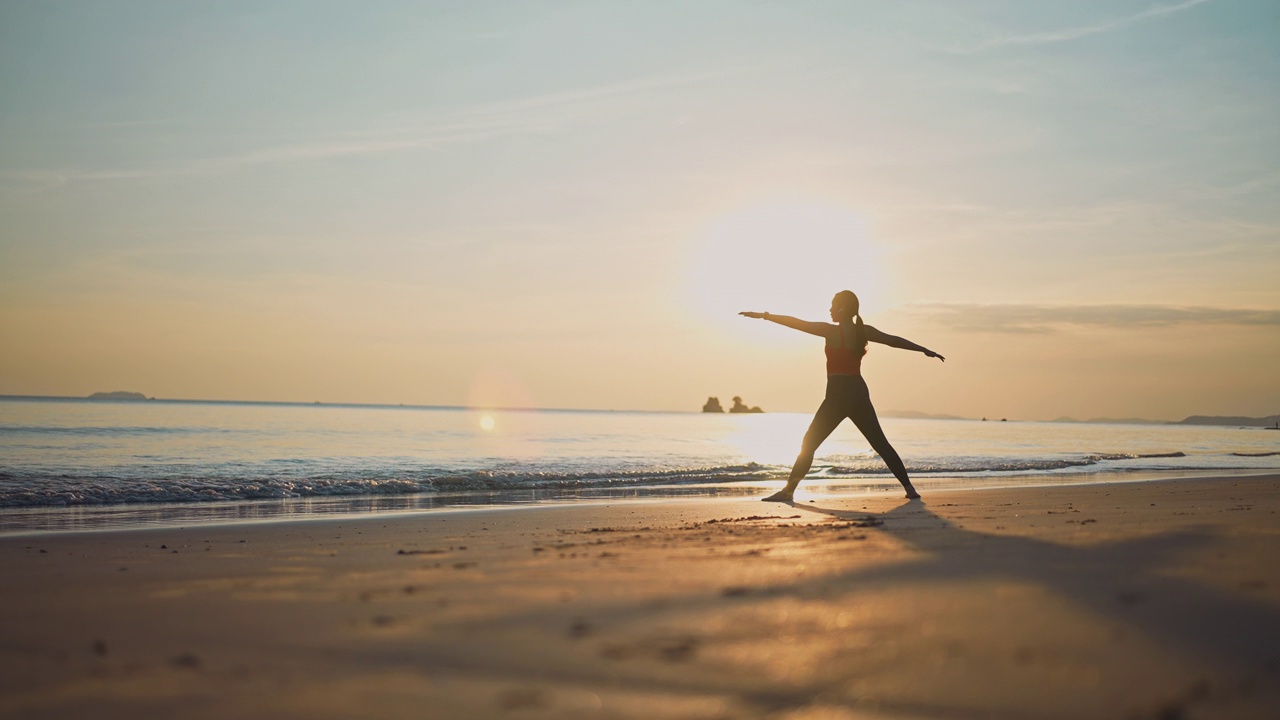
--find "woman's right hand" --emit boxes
[739,311,768,319]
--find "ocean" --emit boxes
[1,397,1276,534]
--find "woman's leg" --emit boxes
[848,386,920,499]
[763,398,844,501]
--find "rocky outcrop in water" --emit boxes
[88,391,150,401]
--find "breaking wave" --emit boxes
[0,449,1241,508]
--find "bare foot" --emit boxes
[904,489,921,499]
[761,492,793,502]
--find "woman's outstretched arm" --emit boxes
[865,325,945,361]
[739,312,833,338]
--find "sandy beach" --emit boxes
[2,475,1278,719]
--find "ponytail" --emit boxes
[854,313,868,356]
[834,289,868,355]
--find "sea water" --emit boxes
[1,397,1276,533]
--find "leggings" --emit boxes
[802,374,909,482]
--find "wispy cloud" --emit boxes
[2,116,542,186]
[907,303,1280,333]
[1,69,724,187]
[1184,171,1280,202]
[963,0,1218,52]
[875,198,1280,253]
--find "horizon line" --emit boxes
[0,393,683,416]
[4,393,1270,425]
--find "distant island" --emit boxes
[1176,414,1280,428]
[87,391,151,401]
[702,396,764,413]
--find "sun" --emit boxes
[685,200,890,325]
[479,414,496,431]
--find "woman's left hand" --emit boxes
[925,349,946,362]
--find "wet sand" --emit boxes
[1,475,1278,719]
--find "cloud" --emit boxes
[964,0,1218,52]
[2,116,536,187]
[2,69,725,186]
[907,303,1280,333]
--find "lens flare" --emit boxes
[465,365,537,410]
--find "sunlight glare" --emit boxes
[686,201,889,328]
[721,413,811,465]
[479,414,495,431]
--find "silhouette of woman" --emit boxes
[740,291,944,501]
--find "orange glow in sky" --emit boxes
[0,2,1276,420]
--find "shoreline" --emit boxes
[1,468,1275,538]
[2,474,1277,718]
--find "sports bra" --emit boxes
[825,345,862,376]
[825,326,863,376]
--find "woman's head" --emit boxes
[830,290,860,322]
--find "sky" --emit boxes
[1,0,1277,420]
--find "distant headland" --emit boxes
[88,391,151,401]
[1176,414,1280,428]
[702,396,764,413]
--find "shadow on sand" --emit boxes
[390,497,1280,717]
[778,498,1280,675]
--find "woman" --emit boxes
[740,291,944,501]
